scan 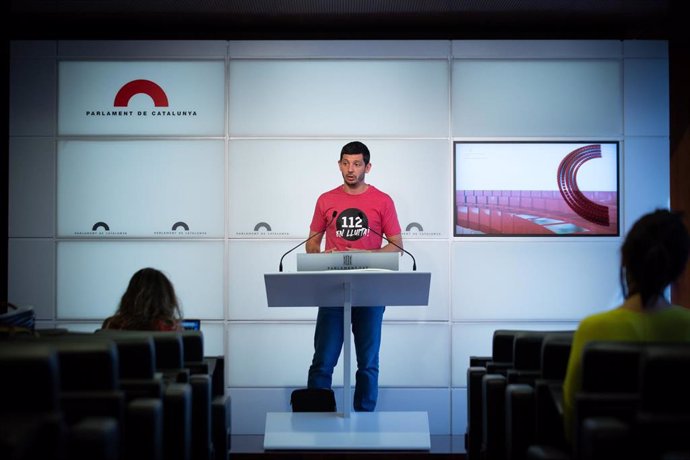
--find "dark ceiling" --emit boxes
[6,0,686,41]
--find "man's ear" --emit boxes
[365,162,372,173]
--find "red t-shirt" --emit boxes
[310,185,401,252]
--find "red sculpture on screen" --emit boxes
[556,144,610,226]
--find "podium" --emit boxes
[263,269,432,450]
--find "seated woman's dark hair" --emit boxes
[105,267,182,330]
[620,209,689,307]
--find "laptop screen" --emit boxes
[181,319,201,331]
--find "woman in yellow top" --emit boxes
[562,209,690,442]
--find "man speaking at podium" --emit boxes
[305,141,403,412]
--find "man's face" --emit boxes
[339,153,371,187]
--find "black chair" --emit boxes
[526,340,645,460]
[484,330,572,460]
[634,344,690,460]
[466,329,528,460]
[505,332,574,460]
[0,345,66,460]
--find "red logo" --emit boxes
[113,79,169,107]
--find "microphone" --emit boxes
[358,212,417,271]
[278,210,338,272]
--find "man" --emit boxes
[306,140,403,411]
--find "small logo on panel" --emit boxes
[73,221,128,236]
[114,79,169,107]
[153,221,207,236]
[92,221,110,231]
[401,221,441,237]
[84,78,198,118]
[234,221,288,237]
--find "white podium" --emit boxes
[263,270,432,450]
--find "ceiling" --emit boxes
[6,0,685,41]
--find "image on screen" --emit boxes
[454,141,619,236]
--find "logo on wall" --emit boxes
[234,221,288,237]
[401,221,441,237]
[153,221,207,236]
[84,79,198,118]
[73,221,127,236]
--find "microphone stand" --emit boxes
[278,210,338,272]
[359,215,417,271]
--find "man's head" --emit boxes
[338,141,372,190]
[340,141,370,165]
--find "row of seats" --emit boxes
[466,329,574,460]
[466,329,690,460]
[0,328,231,460]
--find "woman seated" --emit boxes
[562,209,690,442]
[102,267,183,331]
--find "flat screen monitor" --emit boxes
[454,141,619,236]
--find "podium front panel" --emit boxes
[265,271,431,307]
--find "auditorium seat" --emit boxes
[96,329,231,460]
[466,329,528,459]
[634,344,690,460]
[504,332,574,460]
[0,345,66,460]
[526,340,645,460]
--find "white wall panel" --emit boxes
[199,322,225,357]
[228,60,448,137]
[58,60,225,135]
[228,139,450,239]
[380,323,450,386]
[57,241,224,319]
[57,140,225,238]
[384,240,449,321]
[451,321,578,387]
[229,40,450,58]
[623,58,669,136]
[622,137,670,231]
[451,388,468,435]
[228,240,319,320]
[227,322,449,387]
[8,239,55,320]
[58,40,228,58]
[451,240,622,320]
[452,40,621,59]
[228,140,338,239]
[452,60,622,136]
[227,323,324,387]
[9,138,55,237]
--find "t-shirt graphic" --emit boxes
[335,208,369,241]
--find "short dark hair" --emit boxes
[620,209,690,307]
[340,141,370,165]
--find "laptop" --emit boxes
[181,318,201,331]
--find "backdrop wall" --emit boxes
[8,39,669,435]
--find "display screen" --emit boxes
[454,141,619,236]
[181,319,201,331]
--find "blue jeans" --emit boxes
[307,306,385,412]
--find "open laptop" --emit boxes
[181,318,201,331]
